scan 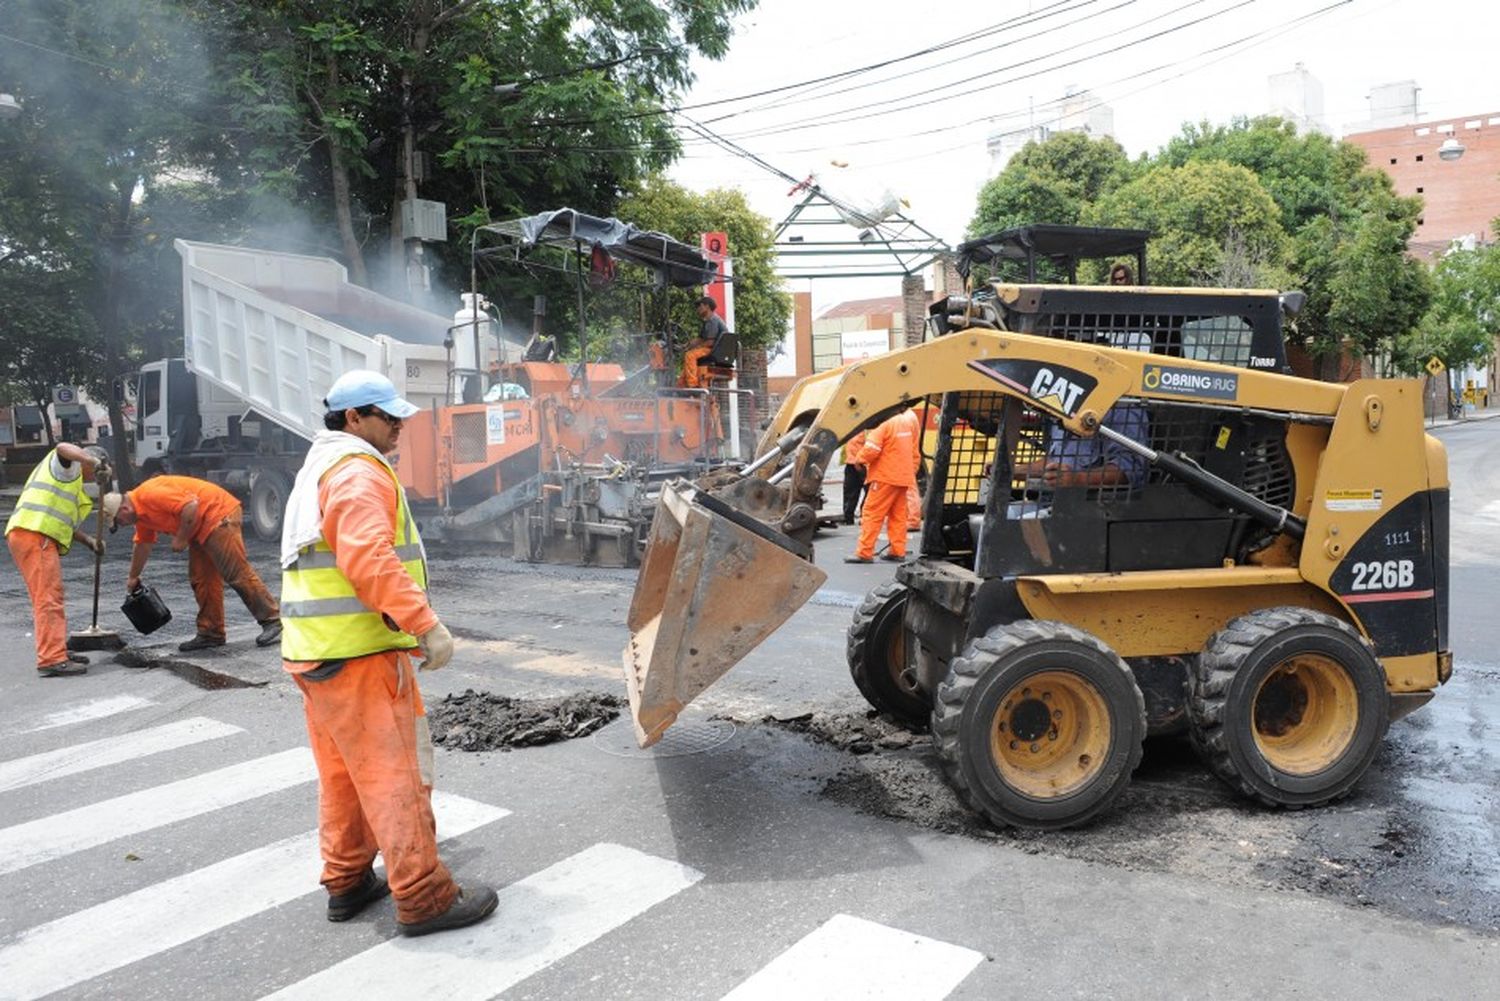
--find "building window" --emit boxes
[1417,186,1424,193]
[1418,217,1425,226]
[1390,157,1398,165]
[1415,154,1424,162]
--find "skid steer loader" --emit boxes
[624,226,1451,830]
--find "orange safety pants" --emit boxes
[906,485,922,531]
[679,345,714,389]
[188,515,280,640]
[8,528,68,669]
[856,481,909,559]
[293,650,459,923]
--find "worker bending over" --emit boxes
[280,369,496,936]
[846,406,922,564]
[5,443,109,677]
[105,475,281,651]
[679,295,728,390]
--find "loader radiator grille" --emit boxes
[452,412,488,465]
[1037,312,1256,368]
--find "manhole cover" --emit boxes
[592,716,737,758]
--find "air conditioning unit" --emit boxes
[400,198,448,243]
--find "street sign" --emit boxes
[52,385,76,405]
[1426,357,1446,377]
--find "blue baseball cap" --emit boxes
[324,370,421,419]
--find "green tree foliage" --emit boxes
[969,132,1133,236]
[1392,244,1500,379]
[1151,117,1431,369]
[1084,160,1290,288]
[617,176,791,353]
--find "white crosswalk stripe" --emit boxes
[262,843,705,1001]
[0,704,985,1001]
[0,717,242,793]
[0,792,509,1001]
[720,913,984,1001]
[0,746,314,876]
[13,694,155,733]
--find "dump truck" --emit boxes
[624,225,1450,830]
[131,223,730,565]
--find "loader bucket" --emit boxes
[624,481,827,747]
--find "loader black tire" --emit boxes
[847,582,928,729]
[1188,607,1389,809]
[249,469,291,543]
[932,621,1146,830]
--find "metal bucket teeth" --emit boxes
[623,481,826,747]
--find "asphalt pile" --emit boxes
[431,689,623,751]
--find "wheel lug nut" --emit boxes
[1021,687,1031,697]
[1041,692,1051,701]
[998,722,1007,733]
[1009,740,1019,750]
[1029,743,1040,753]
[1052,709,1062,720]
[1048,729,1058,740]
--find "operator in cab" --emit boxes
[679,294,728,390]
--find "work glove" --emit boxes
[416,621,454,672]
[89,536,106,557]
[94,462,112,487]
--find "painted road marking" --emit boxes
[13,694,156,733]
[0,747,315,876]
[720,914,984,1001]
[0,792,509,1001]
[0,717,243,793]
[263,843,704,1001]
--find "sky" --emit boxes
[667,0,1496,313]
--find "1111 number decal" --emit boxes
[1348,558,1415,592]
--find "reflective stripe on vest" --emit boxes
[4,451,92,552]
[280,453,429,662]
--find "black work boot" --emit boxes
[327,869,390,922]
[38,662,87,678]
[397,884,499,937]
[255,621,283,648]
[178,634,226,652]
[67,652,90,665]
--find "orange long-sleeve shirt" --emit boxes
[318,456,439,641]
[129,476,241,545]
[857,409,921,488]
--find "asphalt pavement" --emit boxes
[1,419,1499,999]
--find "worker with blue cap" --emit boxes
[278,369,497,936]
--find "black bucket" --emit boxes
[121,584,172,635]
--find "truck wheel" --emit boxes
[249,469,291,543]
[847,583,927,729]
[1188,607,1389,808]
[933,621,1146,830]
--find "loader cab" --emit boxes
[920,225,1300,577]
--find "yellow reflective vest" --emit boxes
[4,449,93,553]
[281,453,429,663]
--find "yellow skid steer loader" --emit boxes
[624,226,1451,830]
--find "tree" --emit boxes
[1392,244,1500,392]
[1155,117,1431,371]
[1083,161,1290,288]
[969,132,1133,237]
[616,176,791,353]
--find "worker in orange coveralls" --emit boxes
[105,476,281,652]
[5,442,109,677]
[846,405,922,564]
[279,369,497,936]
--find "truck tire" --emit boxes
[1188,607,1389,809]
[249,469,291,543]
[933,621,1146,830]
[847,582,927,729]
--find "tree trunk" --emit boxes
[325,52,369,288]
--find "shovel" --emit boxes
[68,489,125,652]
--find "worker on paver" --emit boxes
[279,369,497,936]
[679,295,728,390]
[846,406,922,564]
[5,443,109,677]
[104,475,281,651]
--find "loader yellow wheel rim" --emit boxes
[988,670,1111,799]
[886,627,918,697]
[1251,654,1358,776]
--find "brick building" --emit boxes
[1344,111,1500,257]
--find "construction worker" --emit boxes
[846,406,922,564]
[104,476,281,651]
[841,430,868,526]
[280,370,496,936]
[5,443,109,677]
[679,295,727,390]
